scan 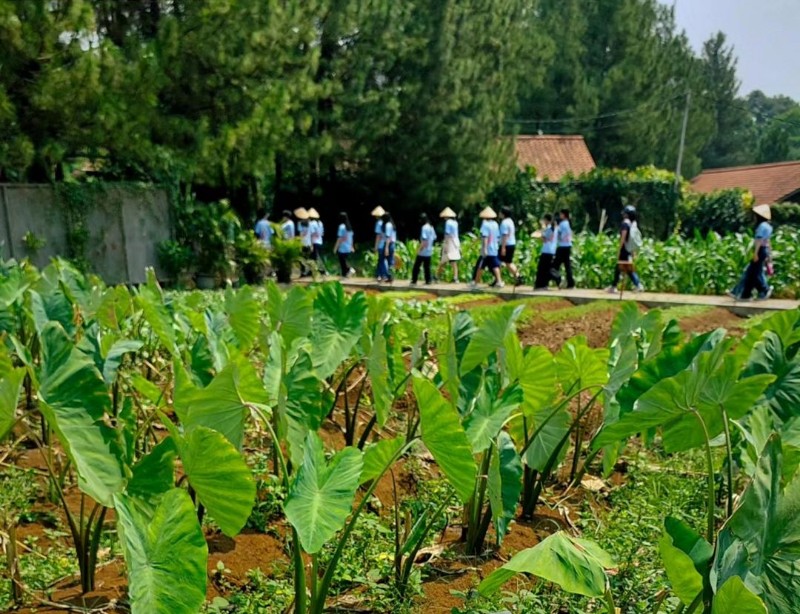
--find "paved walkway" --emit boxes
[301,277,798,317]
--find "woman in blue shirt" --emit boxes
[333,212,355,278]
[469,207,503,289]
[372,206,386,281]
[552,209,575,289]
[734,204,774,300]
[378,212,396,283]
[436,207,461,282]
[411,213,437,285]
[307,208,327,275]
[533,214,560,289]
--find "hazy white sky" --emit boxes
[669,0,800,100]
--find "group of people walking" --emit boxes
[256,201,775,301]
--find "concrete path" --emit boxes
[301,276,798,317]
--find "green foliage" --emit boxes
[680,188,753,236]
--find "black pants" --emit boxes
[553,246,574,288]
[338,252,350,277]
[534,253,560,288]
[312,244,326,273]
[612,248,641,287]
[412,255,432,284]
[741,246,769,299]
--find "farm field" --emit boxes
[1,259,799,614]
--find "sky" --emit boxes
[669,0,800,100]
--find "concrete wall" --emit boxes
[0,184,170,284]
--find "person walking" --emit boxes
[469,207,504,289]
[499,206,522,285]
[436,207,461,282]
[378,212,396,283]
[280,210,296,239]
[296,207,312,276]
[411,213,437,285]
[307,208,327,275]
[255,209,273,249]
[533,214,560,289]
[552,209,575,289]
[333,212,355,279]
[372,206,387,281]
[607,205,644,293]
[730,204,774,301]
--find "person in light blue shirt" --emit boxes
[499,206,521,284]
[254,210,273,249]
[307,208,327,275]
[552,209,575,288]
[436,207,461,282]
[734,204,774,300]
[534,214,560,289]
[280,210,295,239]
[333,212,355,278]
[377,212,396,283]
[411,213,437,285]
[470,207,503,289]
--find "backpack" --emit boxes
[626,221,643,253]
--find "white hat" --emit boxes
[479,206,497,219]
[753,204,772,220]
[293,207,309,220]
[440,207,457,218]
[371,206,386,217]
[307,208,320,219]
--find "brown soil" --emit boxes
[517,308,620,352]
[17,561,127,614]
[454,297,504,310]
[207,529,288,598]
[680,307,744,336]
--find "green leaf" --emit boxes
[712,576,767,614]
[361,436,406,485]
[464,383,522,453]
[310,284,367,379]
[224,286,259,350]
[284,433,363,554]
[517,346,557,417]
[659,517,712,605]
[37,323,125,506]
[555,337,609,392]
[460,305,524,375]
[713,435,800,612]
[522,408,570,472]
[487,432,523,541]
[266,282,313,346]
[414,376,477,504]
[174,354,268,450]
[0,367,25,440]
[135,288,179,357]
[177,426,255,537]
[478,532,614,598]
[366,325,392,427]
[126,438,177,507]
[743,331,800,421]
[102,339,143,385]
[115,489,207,614]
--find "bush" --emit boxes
[679,189,753,237]
[772,202,800,227]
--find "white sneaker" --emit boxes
[347,268,355,277]
[606,286,618,294]
[496,281,505,289]
[468,281,478,290]
[634,284,645,293]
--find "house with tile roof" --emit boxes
[513,135,596,181]
[691,160,800,204]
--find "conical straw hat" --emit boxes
[307,208,320,219]
[479,206,497,219]
[440,207,457,218]
[293,207,309,220]
[753,204,772,220]
[371,206,386,217]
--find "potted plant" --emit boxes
[157,240,193,287]
[269,236,303,284]
[235,232,270,285]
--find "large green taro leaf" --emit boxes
[555,337,609,392]
[37,323,125,506]
[178,426,255,537]
[743,331,800,421]
[464,381,522,453]
[659,516,713,605]
[125,438,177,512]
[224,286,259,350]
[0,367,25,440]
[283,432,363,554]
[360,436,406,485]
[414,376,477,504]
[487,432,523,542]
[479,532,614,598]
[266,282,313,346]
[712,576,767,614]
[115,489,207,614]
[713,435,800,613]
[514,345,557,417]
[310,283,367,380]
[460,304,525,375]
[518,408,571,472]
[366,323,392,427]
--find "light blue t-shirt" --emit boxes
[310,220,324,245]
[500,218,516,246]
[755,221,773,242]
[541,226,557,255]
[557,219,572,247]
[419,223,437,257]
[255,219,272,248]
[337,224,354,253]
[481,220,500,257]
[444,218,459,240]
[281,220,295,239]
[379,221,396,250]
[298,222,311,247]
[374,219,383,236]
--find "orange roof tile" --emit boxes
[691,161,800,203]
[514,135,596,181]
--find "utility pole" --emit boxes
[675,90,691,189]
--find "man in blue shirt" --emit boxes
[411,213,437,285]
[499,207,522,285]
[436,207,461,282]
[254,210,273,249]
[469,207,504,289]
[552,209,575,288]
[280,210,295,239]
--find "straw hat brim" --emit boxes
[440,207,457,218]
[479,207,497,219]
[753,204,772,220]
[307,208,320,219]
[371,206,386,217]
[294,208,309,220]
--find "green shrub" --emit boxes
[679,188,753,237]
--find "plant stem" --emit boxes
[310,552,319,610]
[604,588,617,614]
[721,407,734,518]
[692,411,716,544]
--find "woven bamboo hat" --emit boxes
[293,207,309,220]
[753,204,772,220]
[440,207,457,218]
[479,206,497,219]
[307,208,320,219]
[371,206,386,217]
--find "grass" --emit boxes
[659,304,714,322]
[540,300,622,324]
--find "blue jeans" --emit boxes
[377,245,395,280]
